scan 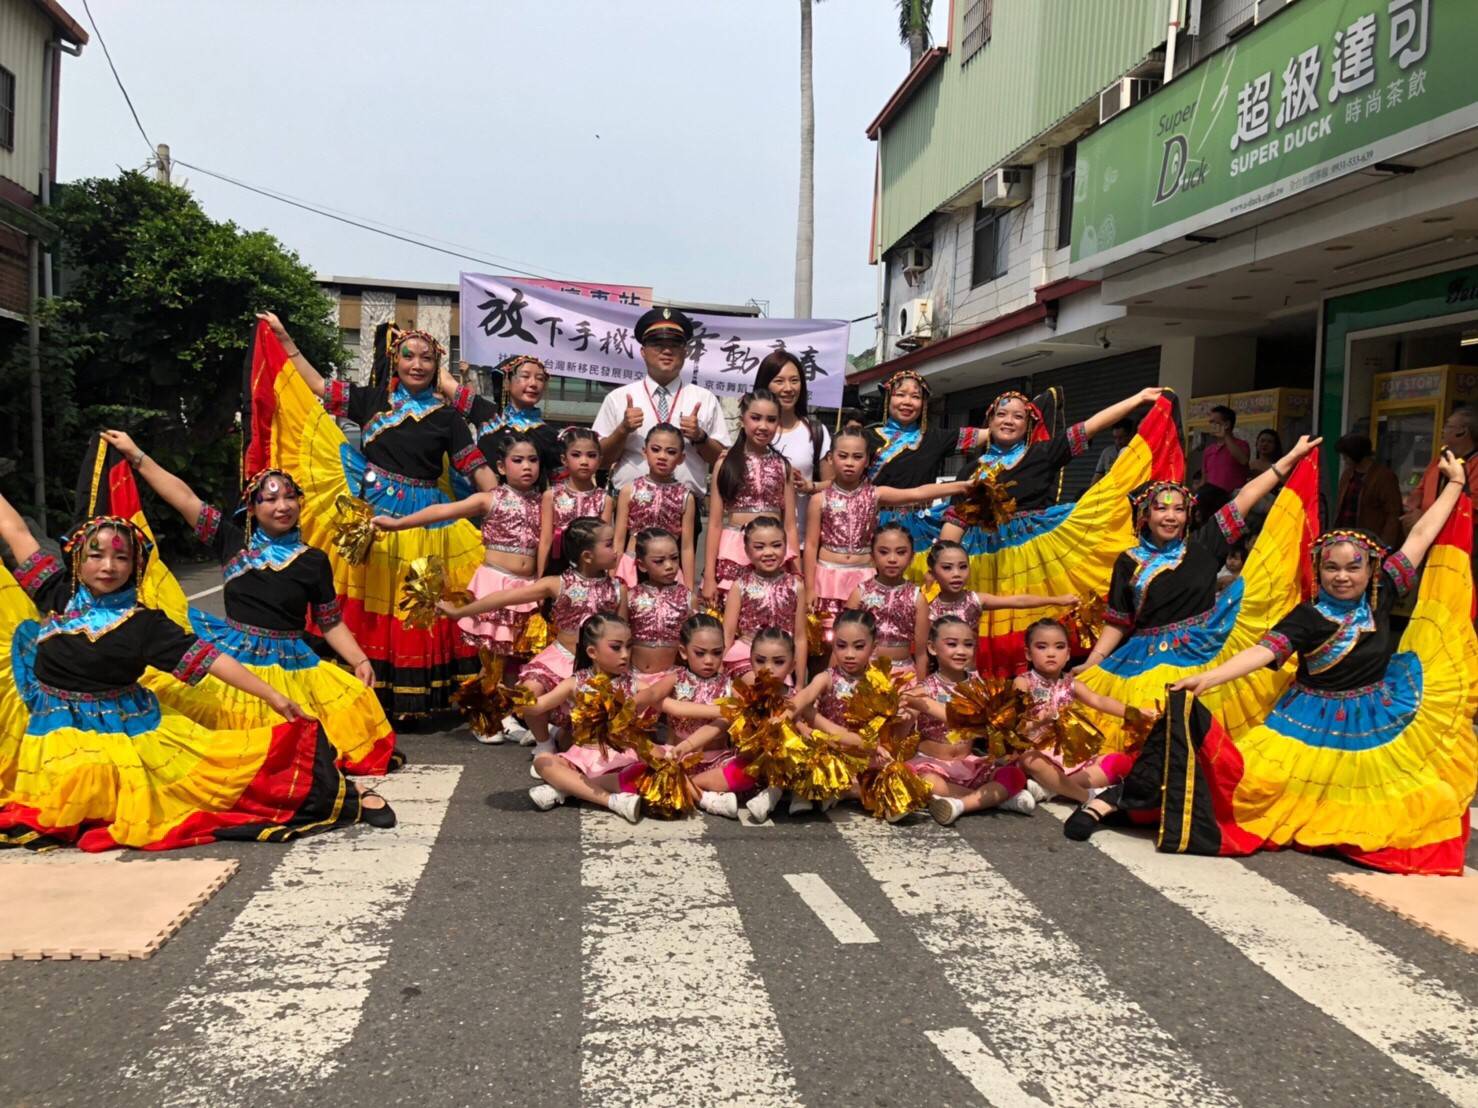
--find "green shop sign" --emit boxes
[1071,0,1475,269]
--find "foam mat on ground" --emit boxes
[1330,870,1478,955]
[0,856,238,961]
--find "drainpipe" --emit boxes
[1164,0,1180,84]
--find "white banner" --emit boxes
[459,272,849,407]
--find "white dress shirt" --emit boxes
[592,375,733,497]
[773,419,831,545]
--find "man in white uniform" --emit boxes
[593,307,730,496]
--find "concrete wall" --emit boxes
[1157,335,1259,399]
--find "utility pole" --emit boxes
[154,142,171,184]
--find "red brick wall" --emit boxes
[0,227,28,315]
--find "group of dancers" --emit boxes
[0,308,1472,877]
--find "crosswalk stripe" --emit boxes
[927,1027,1051,1108]
[783,872,879,944]
[828,810,1238,1108]
[122,765,462,1104]
[581,814,801,1107]
[1043,807,1478,1108]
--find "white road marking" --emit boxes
[124,765,461,1105]
[782,872,878,944]
[829,810,1237,1108]
[926,1027,1051,1108]
[581,813,801,1107]
[186,584,223,600]
[1043,806,1478,1107]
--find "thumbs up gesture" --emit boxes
[680,403,702,442]
[622,393,644,433]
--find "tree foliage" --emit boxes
[0,171,342,554]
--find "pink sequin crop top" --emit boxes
[728,449,788,514]
[482,484,541,556]
[550,569,623,633]
[817,482,878,555]
[734,567,801,639]
[1025,669,1075,724]
[667,670,732,740]
[629,582,691,647]
[857,578,920,647]
[817,665,862,723]
[550,482,609,535]
[913,671,959,744]
[628,475,688,537]
[929,590,982,628]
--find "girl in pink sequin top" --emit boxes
[902,617,1033,824]
[376,432,544,669]
[539,428,611,576]
[925,540,1077,648]
[524,613,677,823]
[705,391,798,604]
[626,528,693,677]
[721,518,807,683]
[805,426,972,652]
[843,523,928,679]
[614,425,696,588]
[1012,618,1138,803]
[441,518,628,750]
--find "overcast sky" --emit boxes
[58,1,947,351]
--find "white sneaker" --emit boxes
[886,809,910,824]
[699,791,739,819]
[528,783,566,811]
[502,714,532,743]
[1000,790,1037,815]
[1025,779,1051,804]
[787,796,815,816]
[929,796,966,826]
[745,786,783,823]
[475,729,506,746]
[819,798,837,812]
[607,792,642,824]
[530,739,556,779]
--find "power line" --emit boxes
[81,0,153,156]
[174,159,558,281]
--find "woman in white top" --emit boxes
[755,350,832,547]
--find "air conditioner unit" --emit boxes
[982,166,1032,209]
[900,245,932,272]
[1099,76,1161,123]
[906,298,933,337]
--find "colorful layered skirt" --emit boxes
[1127,504,1478,876]
[245,344,483,718]
[919,395,1184,677]
[0,573,364,852]
[144,609,396,775]
[1077,455,1319,751]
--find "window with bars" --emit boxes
[0,68,15,152]
[961,0,993,63]
[971,204,1009,287]
[1057,143,1078,250]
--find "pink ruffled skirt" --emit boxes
[459,564,537,653]
[811,560,874,644]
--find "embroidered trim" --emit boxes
[173,639,220,685]
[366,462,438,488]
[310,599,342,631]
[1135,608,1213,638]
[1066,422,1089,458]
[1216,501,1248,544]
[223,540,311,585]
[1259,631,1293,667]
[957,427,984,453]
[1384,551,1417,596]
[1290,678,1386,700]
[36,679,141,702]
[226,616,302,639]
[194,505,222,545]
[324,379,351,418]
[16,551,60,595]
[1105,606,1134,630]
[452,443,487,475]
[451,385,476,416]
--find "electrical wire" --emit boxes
[81,0,153,156]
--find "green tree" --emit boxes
[0,171,342,555]
[898,0,933,66]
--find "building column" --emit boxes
[356,290,396,384]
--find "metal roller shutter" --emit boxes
[1029,348,1162,501]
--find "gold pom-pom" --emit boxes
[949,466,1018,530]
[332,495,377,566]
[805,610,827,656]
[843,658,901,750]
[628,746,704,819]
[450,653,535,739]
[859,761,933,821]
[717,673,800,789]
[1117,702,1160,754]
[788,723,869,801]
[1045,705,1108,768]
[398,555,448,629]
[570,673,652,757]
[1062,594,1108,653]
[945,675,1033,760]
[513,611,553,657]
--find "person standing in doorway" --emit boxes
[1334,433,1403,549]
[1199,404,1251,496]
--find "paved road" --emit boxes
[2,565,1475,1107]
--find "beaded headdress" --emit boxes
[62,515,152,585]
[1128,480,1197,532]
[883,369,931,430]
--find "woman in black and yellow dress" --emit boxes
[249,312,496,721]
[0,491,393,851]
[100,429,397,775]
